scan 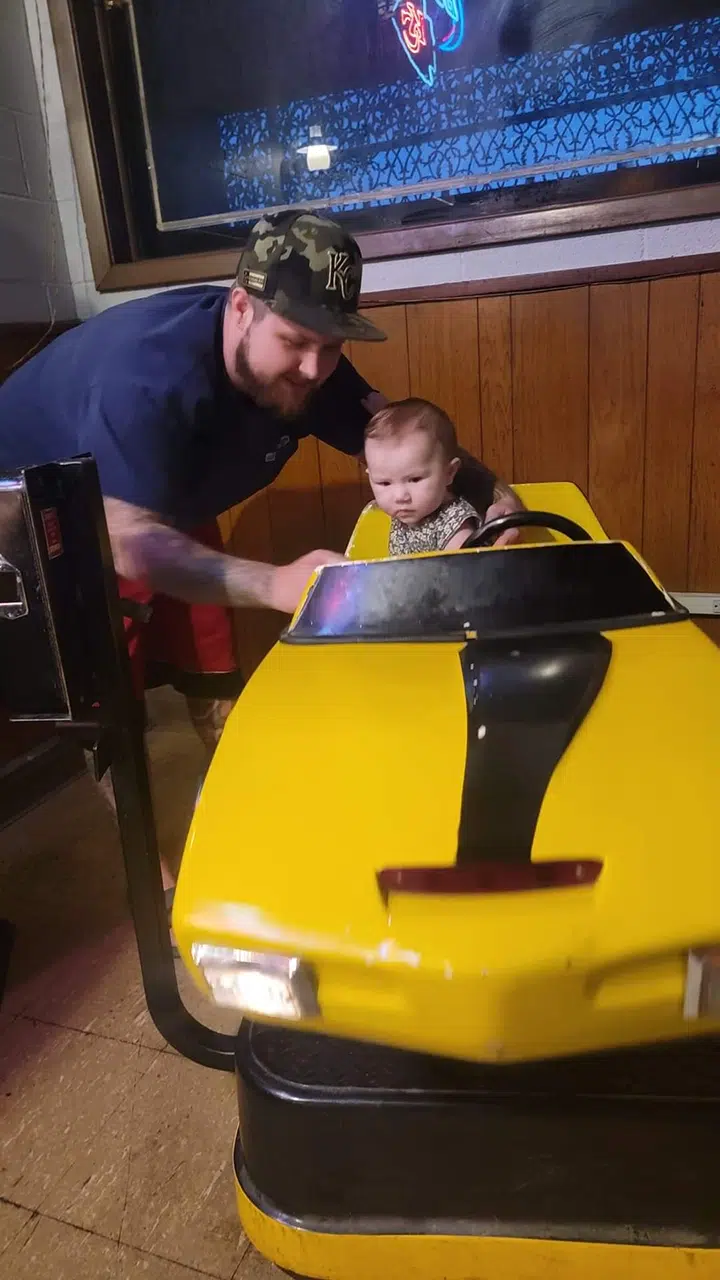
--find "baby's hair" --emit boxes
[364,397,459,462]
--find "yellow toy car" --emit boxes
[173,482,720,1066]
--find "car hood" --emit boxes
[178,620,720,976]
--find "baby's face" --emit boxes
[365,430,458,525]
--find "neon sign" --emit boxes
[393,0,436,85]
[391,0,465,86]
[400,1,428,55]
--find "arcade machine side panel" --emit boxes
[0,476,71,719]
[0,474,84,837]
[0,458,235,1068]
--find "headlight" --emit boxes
[190,943,320,1020]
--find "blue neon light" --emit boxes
[436,0,465,52]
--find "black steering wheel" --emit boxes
[464,510,592,549]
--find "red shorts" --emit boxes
[118,520,244,701]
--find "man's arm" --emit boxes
[80,377,343,615]
[490,475,525,511]
[453,448,524,546]
[452,445,498,515]
[454,446,525,516]
[104,498,343,615]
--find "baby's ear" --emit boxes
[448,456,461,481]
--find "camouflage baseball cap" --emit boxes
[234,211,386,343]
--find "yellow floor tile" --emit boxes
[3,1214,245,1279]
[0,1200,33,1255]
[13,923,166,1050]
[0,779,129,1015]
[118,1050,244,1278]
[0,1017,159,1210]
[233,1247,286,1279]
[3,1215,120,1280]
[2,688,205,1019]
[38,1091,136,1240]
[123,1239,249,1279]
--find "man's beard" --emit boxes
[234,336,317,419]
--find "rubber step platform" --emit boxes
[235,1021,720,1248]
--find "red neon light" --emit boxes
[399,1,427,55]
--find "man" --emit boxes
[0,210,520,888]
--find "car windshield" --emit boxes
[284,542,684,644]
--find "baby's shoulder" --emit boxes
[445,495,480,523]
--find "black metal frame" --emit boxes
[0,457,233,1070]
[99,705,234,1070]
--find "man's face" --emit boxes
[225,289,344,417]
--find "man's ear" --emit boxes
[228,286,254,332]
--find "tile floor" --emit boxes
[0,688,283,1280]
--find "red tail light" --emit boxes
[377,860,602,901]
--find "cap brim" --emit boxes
[269,297,387,343]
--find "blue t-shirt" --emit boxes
[0,286,374,529]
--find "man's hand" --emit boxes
[482,497,522,548]
[479,480,525,547]
[267,550,346,615]
[361,390,388,416]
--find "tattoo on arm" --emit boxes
[104,498,273,609]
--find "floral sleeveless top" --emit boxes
[388,496,480,556]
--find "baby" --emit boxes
[364,398,483,556]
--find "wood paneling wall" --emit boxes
[222,271,720,674]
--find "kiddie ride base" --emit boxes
[1,462,717,1280]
